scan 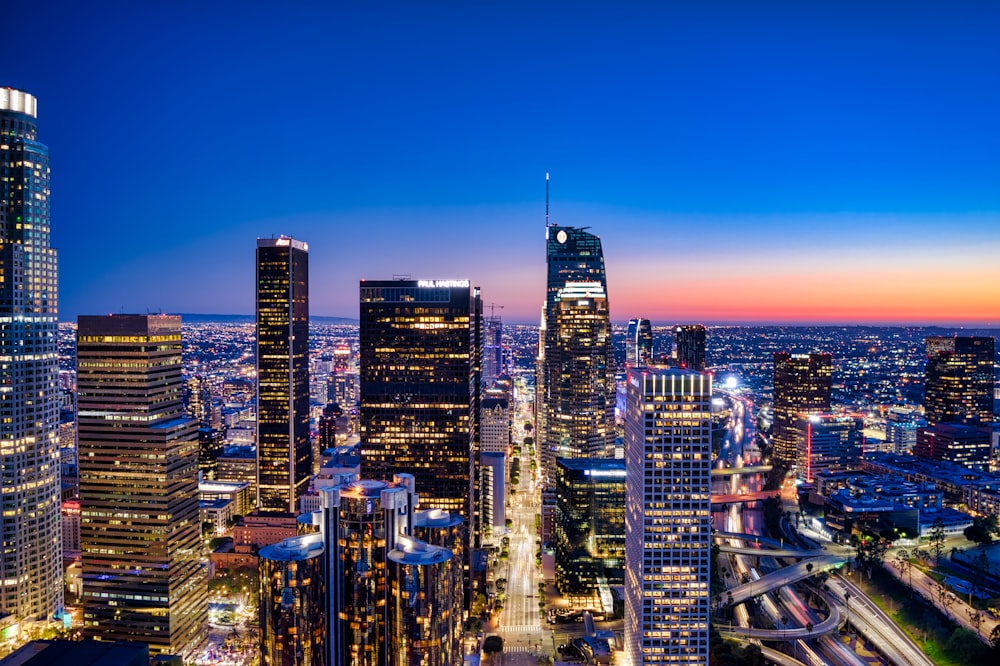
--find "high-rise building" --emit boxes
[923,336,995,427]
[256,237,310,514]
[885,408,924,454]
[0,87,63,622]
[795,413,863,483]
[77,315,206,657]
[359,278,481,525]
[624,368,711,666]
[772,352,832,467]
[537,225,613,486]
[625,318,653,368]
[674,324,707,372]
[482,313,503,387]
[259,533,327,666]
[915,422,991,469]
[554,458,625,603]
[540,280,615,481]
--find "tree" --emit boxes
[894,549,913,594]
[855,533,889,580]
[929,517,946,565]
[967,606,984,638]
[483,636,504,655]
[990,623,1000,651]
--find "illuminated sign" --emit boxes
[584,469,626,478]
[417,280,469,288]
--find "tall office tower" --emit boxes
[537,224,612,486]
[674,324,707,372]
[259,533,327,666]
[554,458,625,602]
[772,352,832,467]
[624,368,711,666]
[542,282,615,481]
[198,427,225,480]
[319,403,341,451]
[77,315,206,657]
[0,88,62,622]
[257,237,310,514]
[915,422,991,469]
[794,413,863,483]
[923,336,995,427]
[184,374,213,427]
[359,278,481,529]
[482,313,503,387]
[625,318,653,368]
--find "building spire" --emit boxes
[545,172,551,228]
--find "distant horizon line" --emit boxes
[54,312,1000,330]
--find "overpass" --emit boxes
[712,531,787,549]
[712,465,773,477]
[711,490,775,504]
[717,544,826,558]
[717,602,841,640]
[721,555,847,607]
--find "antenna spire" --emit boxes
[545,172,550,227]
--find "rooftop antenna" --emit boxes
[545,172,551,227]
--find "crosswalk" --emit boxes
[498,623,540,634]
[502,645,539,654]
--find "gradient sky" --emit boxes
[3,1,999,325]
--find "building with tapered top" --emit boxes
[77,315,206,658]
[0,87,63,623]
[257,236,311,514]
[537,224,614,485]
[625,318,653,368]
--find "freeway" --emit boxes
[717,601,841,640]
[722,555,847,606]
[712,490,778,504]
[713,531,788,549]
[712,465,773,476]
[717,544,826,558]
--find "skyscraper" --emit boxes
[482,312,503,387]
[359,278,481,547]
[795,413,863,482]
[772,352,832,467]
[625,318,653,368]
[537,225,614,484]
[624,368,711,666]
[923,336,994,427]
[674,324,707,372]
[77,315,206,657]
[256,237,310,514]
[0,87,63,621]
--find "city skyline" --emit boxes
[2,3,998,326]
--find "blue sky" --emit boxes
[3,1,998,323]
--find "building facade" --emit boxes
[554,458,625,603]
[259,533,327,666]
[795,413,863,483]
[0,87,63,622]
[359,278,481,533]
[923,336,994,427]
[673,324,706,372]
[772,352,832,467]
[77,315,206,657]
[257,237,311,514]
[626,318,653,368]
[537,225,613,486]
[625,368,711,666]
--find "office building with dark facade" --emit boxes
[772,352,832,467]
[554,458,625,602]
[625,318,653,368]
[257,237,311,514]
[0,87,63,622]
[259,533,327,666]
[537,226,614,485]
[795,413,863,483]
[673,324,706,372]
[77,315,206,658]
[359,279,481,529]
[923,336,994,427]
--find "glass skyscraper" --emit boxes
[674,324,707,372]
[537,226,614,485]
[256,237,311,514]
[625,318,653,368]
[923,336,994,427]
[0,88,62,621]
[772,352,832,467]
